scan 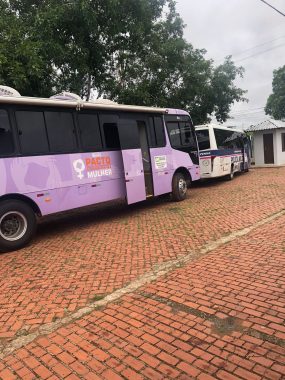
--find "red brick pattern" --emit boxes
[0,168,285,341]
[0,168,285,379]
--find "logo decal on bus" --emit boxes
[73,156,112,179]
[73,159,86,179]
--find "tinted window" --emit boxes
[100,114,120,150]
[45,111,76,153]
[78,113,103,151]
[196,129,210,150]
[282,133,285,152]
[180,121,196,148]
[153,116,166,147]
[0,109,15,156]
[147,117,156,147]
[16,111,49,155]
[166,121,197,150]
[118,118,140,150]
[166,122,181,147]
[214,129,242,150]
[104,123,120,149]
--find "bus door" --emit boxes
[117,118,146,204]
[137,120,154,197]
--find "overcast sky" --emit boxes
[175,0,285,128]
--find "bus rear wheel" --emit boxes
[0,200,37,252]
[172,172,187,201]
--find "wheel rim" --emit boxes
[178,178,187,195]
[0,211,28,241]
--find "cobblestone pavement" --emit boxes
[0,168,284,379]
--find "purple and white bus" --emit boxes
[0,88,200,251]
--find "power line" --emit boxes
[230,107,264,115]
[229,35,285,58]
[231,110,265,116]
[259,0,285,17]
[233,42,285,63]
[231,111,265,118]
[216,35,285,63]
[231,111,266,119]
[231,112,267,121]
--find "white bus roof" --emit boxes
[0,94,170,114]
[195,124,244,133]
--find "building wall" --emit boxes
[275,128,285,165]
[253,128,285,166]
[253,131,266,165]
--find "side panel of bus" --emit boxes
[51,151,126,213]
[0,151,127,215]
[198,127,248,179]
[0,105,200,217]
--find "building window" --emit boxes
[282,133,285,152]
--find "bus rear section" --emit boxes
[0,90,200,251]
[195,124,250,180]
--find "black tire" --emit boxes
[226,167,234,181]
[172,172,188,202]
[0,200,37,252]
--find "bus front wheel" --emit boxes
[0,200,37,252]
[226,167,234,181]
[172,173,187,202]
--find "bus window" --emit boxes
[167,120,197,150]
[167,122,181,147]
[16,111,49,155]
[180,121,196,148]
[0,109,15,156]
[117,118,140,150]
[78,113,103,152]
[45,111,76,153]
[214,129,242,150]
[100,114,120,150]
[103,123,120,149]
[196,129,210,150]
[147,117,156,147]
[153,116,166,147]
[146,116,166,148]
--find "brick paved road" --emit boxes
[0,168,284,379]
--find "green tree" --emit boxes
[265,65,285,120]
[0,0,247,123]
[103,1,246,124]
[1,0,168,98]
[0,1,53,96]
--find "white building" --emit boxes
[247,120,285,166]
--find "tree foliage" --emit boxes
[0,0,246,123]
[265,65,285,120]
